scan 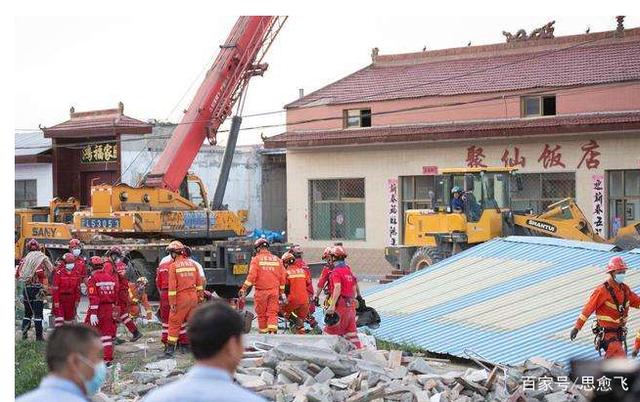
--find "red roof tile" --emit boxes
[44,106,152,138]
[265,111,640,148]
[287,29,640,108]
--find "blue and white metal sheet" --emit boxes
[364,237,640,365]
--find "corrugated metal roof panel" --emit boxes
[15,131,51,156]
[364,237,640,365]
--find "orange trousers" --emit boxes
[284,302,310,334]
[167,291,198,344]
[603,334,626,359]
[255,288,280,333]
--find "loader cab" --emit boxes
[437,168,513,222]
[179,174,209,208]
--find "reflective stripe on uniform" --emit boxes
[168,291,177,296]
[95,282,116,287]
[243,281,253,287]
[579,314,587,321]
[267,324,278,330]
[168,335,178,342]
[597,314,621,324]
[287,274,306,279]
[259,261,281,267]
[176,267,196,273]
[196,286,203,291]
[102,342,113,347]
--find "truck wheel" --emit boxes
[409,247,448,272]
[212,285,240,299]
[130,258,159,301]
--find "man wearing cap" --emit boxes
[570,256,640,358]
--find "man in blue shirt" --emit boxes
[144,301,265,402]
[450,186,465,213]
[18,324,106,402]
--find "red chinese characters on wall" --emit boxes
[501,147,526,168]
[466,146,487,168]
[577,139,601,170]
[461,140,602,170]
[537,144,566,169]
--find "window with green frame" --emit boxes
[309,178,365,240]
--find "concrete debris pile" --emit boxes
[237,339,588,402]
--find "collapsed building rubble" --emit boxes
[99,334,591,402]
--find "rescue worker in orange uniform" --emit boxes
[16,239,52,341]
[104,246,143,342]
[289,244,320,332]
[324,246,363,349]
[166,240,204,357]
[51,253,83,327]
[570,256,640,358]
[86,256,119,365]
[281,252,312,334]
[156,254,172,345]
[239,238,286,334]
[128,277,152,322]
[313,246,334,306]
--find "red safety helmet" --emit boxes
[289,244,303,257]
[69,238,82,249]
[106,245,123,257]
[331,245,347,260]
[89,256,104,267]
[165,240,185,253]
[254,238,269,250]
[606,256,628,273]
[281,251,296,266]
[62,252,75,264]
[321,247,332,261]
[26,239,40,251]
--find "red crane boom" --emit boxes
[145,16,285,191]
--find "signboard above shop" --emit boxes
[81,142,118,163]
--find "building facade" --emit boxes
[15,131,53,207]
[266,22,640,277]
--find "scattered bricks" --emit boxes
[454,396,472,402]
[366,372,381,388]
[235,373,267,388]
[304,376,317,387]
[131,370,165,384]
[315,367,336,383]
[407,357,436,374]
[360,350,387,366]
[308,363,323,375]
[455,377,488,396]
[345,384,386,402]
[423,378,439,391]
[330,372,360,389]
[543,391,571,402]
[450,383,465,400]
[132,383,155,396]
[485,367,500,391]
[278,373,294,384]
[331,389,351,402]
[389,366,408,379]
[387,350,403,368]
[506,386,526,402]
[261,370,275,386]
[307,383,333,402]
[278,363,305,384]
[144,358,177,373]
[240,357,264,368]
[463,368,488,383]
[155,375,181,386]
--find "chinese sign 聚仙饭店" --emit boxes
[81,142,118,163]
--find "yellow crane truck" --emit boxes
[14,17,288,299]
[385,167,640,272]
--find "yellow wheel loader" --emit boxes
[385,167,640,272]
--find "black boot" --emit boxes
[21,319,31,340]
[114,336,126,345]
[130,330,143,342]
[164,342,177,357]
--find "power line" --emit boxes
[15,80,638,152]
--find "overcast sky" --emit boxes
[14,15,637,145]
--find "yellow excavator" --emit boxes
[385,167,640,272]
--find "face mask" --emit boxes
[65,263,75,271]
[72,249,81,257]
[615,273,625,284]
[78,355,107,396]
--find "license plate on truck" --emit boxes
[81,218,120,229]
[232,264,248,275]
